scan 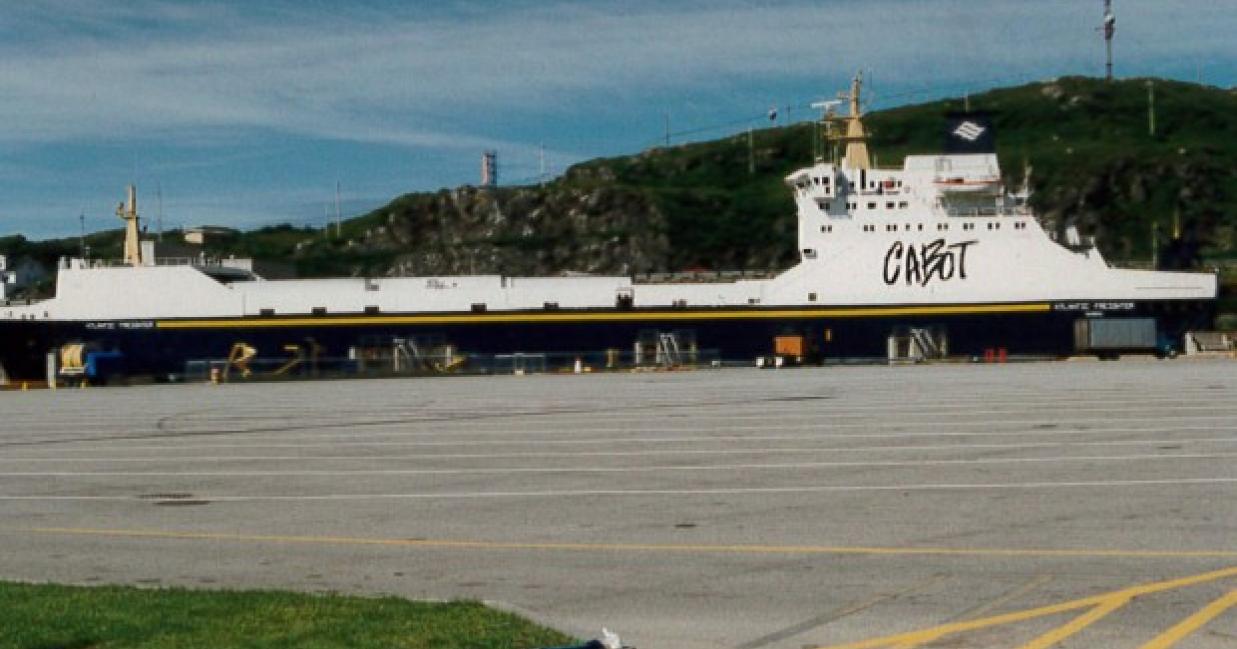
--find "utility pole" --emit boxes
[334,181,342,238]
[1147,80,1156,137]
[747,126,755,174]
[664,113,670,147]
[155,181,164,242]
[78,212,86,258]
[1102,0,1116,81]
[538,143,546,187]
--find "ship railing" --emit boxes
[634,269,780,284]
[941,205,1033,218]
[63,257,237,269]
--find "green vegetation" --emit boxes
[0,581,574,649]
[5,76,1236,282]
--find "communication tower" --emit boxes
[481,150,498,188]
[1101,0,1116,81]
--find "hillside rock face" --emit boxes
[369,184,671,277]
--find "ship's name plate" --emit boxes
[883,239,977,287]
[1051,302,1135,311]
[84,320,155,330]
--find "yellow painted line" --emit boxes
[18,527,1237,560]
[1014,596,1129,649]
[810,566,1237,649]
[154,302,1051,329]
[1137,589,1237,649]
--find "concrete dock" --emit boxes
[1,360,1235,648]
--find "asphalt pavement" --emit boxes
[1,359,1235,648]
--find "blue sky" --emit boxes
[2,0,1233,239]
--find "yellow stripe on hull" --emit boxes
[155,302,1051,329]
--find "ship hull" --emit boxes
[0,298,1214,382]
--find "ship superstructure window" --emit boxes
[543,302,559,310]
[364,306,380,315]
[312,307,327,315]
[899,201,909,209]
[471,303,487,312]
[802,248,817,259]
[808,292,817,302]
[867,202,877,210]
[886,202,895,209]
[673,299,688,308]
[820,225,833,233]
[259,308,275,317]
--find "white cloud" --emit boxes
[2,0,1233,238]
[2,1,1231,150]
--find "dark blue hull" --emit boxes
[0,299,1216,381]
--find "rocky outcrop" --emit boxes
[355,184,672,277]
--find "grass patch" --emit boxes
[0,581,575,649]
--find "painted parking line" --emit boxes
[1137,589,1237,649]
[810,566,1237,649]
[4,436,1236,463]
[17,526,1237,559]
[15,423,1237,454]
[0,451,1234,477]
[96,411,1237,443]
[4,476,1237,501]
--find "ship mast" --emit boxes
[833,72,871,170]
[117,185,142,267]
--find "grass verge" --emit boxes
[0,581,576,649]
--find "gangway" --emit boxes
[657,333,682,367]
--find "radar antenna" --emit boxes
[810,99,842,163]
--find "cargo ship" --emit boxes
[0,75,1218,382]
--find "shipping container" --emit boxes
[1073,317,1158,353]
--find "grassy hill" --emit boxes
[6,76,1237,289]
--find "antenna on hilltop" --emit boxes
[1100,0,1116,81]
[155,181,164,242]
[334,180,342,238]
